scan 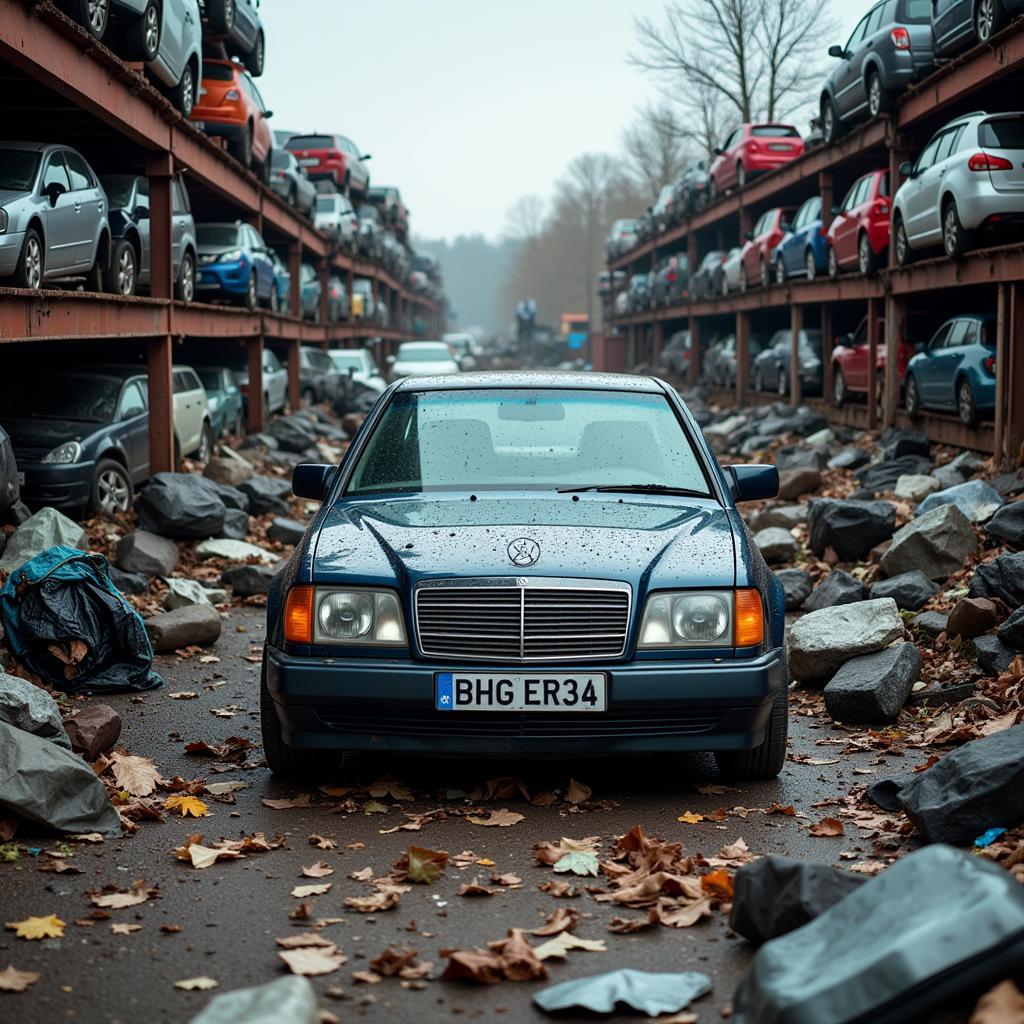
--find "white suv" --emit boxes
[893,110,1024,263]
[172,365,214,462]
[313,193,358,248]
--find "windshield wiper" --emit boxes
[556,484,709,497]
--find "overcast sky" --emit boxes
[260,1,859,242]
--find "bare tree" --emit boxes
[503,194,546,243]
[621,103,693,198]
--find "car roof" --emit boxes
[61,364,146,382]
[0,141,56,153]
[394,372,667,394]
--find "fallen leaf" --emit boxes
[38,858,83,875]
[485,776,531,802]
[553,851,599,877]
[169,691,199,700]
[809,817,845,838]
[607,911,659,933]
[397,846,448,884]
[262,795,312,810]
[457,878,495,897]
[531,791,559,806]
[538,880,577,898]
[700,869,734,901]
[369,775,414,801]
[165,795,208,818]
[109,753,161,797]
[677,811,704,824]
[5,915,64,941]
[533,932,606,960]
[467,809,525,828]
[369,946,421,977]
[362,800,388,815]
[441,928,547,985]
[174,977,218,991]
[352,970,382,984]
[656,896,713,928]
[0,964,40,991]
[89,881,158,910]
[206,781,246,797]
[309,835,337,850]
[301,861,334,879]
[970,980,1024,1024]
[292,884,331,898]
[110,923,142,935]
[491,872,522,887]
[349,867,374,882]
[565,779,592,804]
[532,907,580,936]
[345,890,401,913]
[696,784,735,795]
[278,945,347,976]
[276,931,335,949]
[174,839,243,870]
[766,802,796,816]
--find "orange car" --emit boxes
[191,59,273,180]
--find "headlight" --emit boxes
[0,208,8,233]
[41,441,82,464]
[217,249,244,263]
[285,586,406,645]
[638,589,763,648]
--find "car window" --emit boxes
[172,177,190,214]
[933,130,958,164]
[864,3,885,34]
[845,13,870,50]
[41,152,71,192]
[980,116,1024,149]
[264,350,282,372]
[752,125,801,138]
[184,370,202,391]
[63,151,94,191]
[946,321,971,348]
[172,371,189,394]
[347,389,712,496]
[878,171,890,197]
[118,380,147,419]
[203,62,235,82]
[250,79,266,110]
[961,320,980,345]
[901,0,932,20]
[928,323,953,350]
[914,135,943,173]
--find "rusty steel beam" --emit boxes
[866,297,882,431]
[789,303,803,406]
[883,294,906,429]
[736,311,750,407]
[890,243,1024,292]
[0,289,169,341]
[147,334,174,474]
[246,336,265,431]
[1005,282,1024,465]
[821,303,834,409]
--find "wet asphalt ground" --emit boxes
[0,605,908,1024]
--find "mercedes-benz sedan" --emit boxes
[261,373,786,779]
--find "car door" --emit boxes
[917,321,952,406]
[170,177,190,274]
[39,152,78,274]
[833,13,871,117]
[902,132,944,242]
[836,176,869,265]
[160,0,190,78]
[116,378,150,482]
[844,319,869,390]
[235,0,258,47]
[172,370,199,452]
[62,150,105,269]
[264,349,286,410]
[932,0,969,53]
[913,127,961,244]
[935,318,971,410]
[244,224,270,299]
[132,177,151,279]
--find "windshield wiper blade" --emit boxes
[556,484,708,497]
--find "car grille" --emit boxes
[414,580,631,662]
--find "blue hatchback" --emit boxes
[261,373,787,779]
[774,196,827,282]
[195,221,278,309]
[905,313,997,426]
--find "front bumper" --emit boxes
[197,259,250,296]
[265,646,786,756]
[0,229,25,276]
[19,460,95,511]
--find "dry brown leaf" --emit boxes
[970,980,1024,1024]
[276,932,335,949]
[809,817,845,838]
[301,861,334,879]
[345,890,400,913]
[109,753,161,797]
[292,883,331,898]
[467,808,525,828]
[278,944,347,976]
[766,802,796,816]
[457,877,495,897]
[532,907,580,936]
[89,881,158,910]
[655,896,713,928]
[485,776,530,802]
[349,867,374,882]
[607,910,659,933]
[565,778,592,804]
[538,880,577,898]
[110,923,142,935]
[164,795,208,818]
[0,964,40,991]
[352,970,382,984]
[701,869,734,901]
[174,840,243,870]
[491,872,522,887]
[309,835,337,850]
[369,947,418,977]
[368,775,413,801]
[262,794,312,810]
[441,927,547,985]
[394,846,448,884]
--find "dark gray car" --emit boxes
[932,0,1024,54]
[200,0,265,75]
[753,329,824,396]
[821,0,934,145]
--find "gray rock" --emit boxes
[750,505,806,532]
[115,530,179,577]
[109,567,150,596]
[946,597,999,640]
[207,480,250,514]
[855,456,932,493]
[971,634,1017,677]
[776,446,828,473]
[880,503,977,580]
[893,474,941,503]
[930,464,966,490]
[997,605,1024,651]
[869,571,939,611]
[827,448,871,471]
[268,517,307,545]
[0,671,71,747]
[244,432,279,451]
[806,499,895,562]
[824,642,922,722]
[912,610,949,637]
[267,416,317,454]
[163,577,226,610]
[879,428,930,461]
[203,454,255,487]
[221,564,277,597]
[908,680,976,706]
[218,508,251,541]
[754,527,799,565]
[984,501,1024,549]
[136,473,227,539]
[786,598,906,684]
[144,605,222,653]
[63,704,121,760]
[239,476,293,516]
[804,570,867,612]
[194,538,280,563]
[777,467,821,502]
[992,469,1024,498]
[969,552,1024,607]
[917,479,1005,524]
[0,507,88,574]
[948,451,988,477]
[804,428,835,447]
[777,569,812,611]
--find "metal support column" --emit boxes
[821,303,834,409]
[247,336,265,431]
[287,339,300,411]
[736,311,750,407]
[146,152,174,473]
[867,296,882,431]
[819,171,834,233]
[319,259,330,325]
[1003,282,1024,465]
[883,293,906,429]
[789,303,803,406]
[288,241,301,318]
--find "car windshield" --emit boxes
[197,225,239,246]
[752,125,799,138]
[100,174,136,208]
[202,62,235,81]
[346,388,712,496]
[315,196,339,212]
[0,149,41,190]
[2,373,121,422]
[329,352,365,372]
[980,117,1024,149]
[271,150,292,168]
[196,370,223,391]
[304,349,333,371]
[286,135,334,149]
[397,344,451,362]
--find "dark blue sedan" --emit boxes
[774,196,827,282]
[261,373,786,779]
[196,221,277,309]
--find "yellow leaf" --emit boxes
[5,915,65,940]
[677,811,704,824]
[173,976,218,991]
[475,858,496,867]
[165,795,209,818]
[363,800,389,815]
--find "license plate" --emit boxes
[192,120,205,129]
[769,143,791,151]
[299,157,318,166]
[435,672,606,712]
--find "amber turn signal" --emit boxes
[284,586,315,643]
[734,589,764,647]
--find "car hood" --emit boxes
[197,242,242,258]
[0,189,29,208]
[4,416,102,453]
[311,493,737,593]
[393,360,459,376]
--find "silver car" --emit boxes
[893,111,1024,263]
[270,150,317,219]
[387,341,460,383]
[313,193,358,247]
[720,246,745,295]
[0,142,109,290]
[327,348,386,393]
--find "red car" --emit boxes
[740,207,793,290]
[831,314,916,406]
[709,124,805,200]
[284,133,371,198]
[825,170,890,278]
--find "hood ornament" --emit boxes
[507,537,540,567]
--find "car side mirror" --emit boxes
[45,182,66,207]
[900,161,914,177]
[744,230,754,241]
[780,221,791,232]
[362,153,372,161]
[828,44,846,58]
[263,109,274,118]
[121,405,145,421]
[134,205,148,220]
[730,464,780,502]
[830,204,841,216]
[292,462,333,501]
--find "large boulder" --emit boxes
[0,672,71,748]
[827,447,870,471]
[63,704,121,761]
[879,503,977,580]
[946,597,998,640]
[135,473,227,540]
[777,467,821,502]
[194,538,280,564]
[239,476,293,516]
[894,474,940,503]
[218,508,251,541]
[220,564,277,597]
[969,552,1024,607]
[823,642,921,723]
[109,567,150,596]
[992,468,1024,498]
[997,605,1024,651]
[268,517,307,546]
[0,507,87,574]
[207,480,250,513]
[754,527,799,565]
[203,453,254,488]
[144,605,222,653]
[868,570,939,611]
[115,530,179,577]
[806,499,895,562]
[879,428,930,461]
[984,501,1024,549]
[930,464,966,490]
[776,569,812,611]
[917,479,1004,524]
[912,610,949,638]
[786,598,905,684]
[803,570,866,612]
[266,417,317,454]
[163,577,227,610]
[776,446,828,473]
[750,505,806,532]
[855,455,932,494]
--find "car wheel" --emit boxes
[775,255,786,286]
[867,69,891,118]
[231,122,253,168]
[196,422,213,463]
[805,249,817,281]
[894,215,914,267]
[175,250,195,302]
[170,61,196,117]
[777,369,788,397]
[905,374,921,418]
[89,458,132,516]
[123,1,160,61]
[104,238,137,295]
[243,273,257,309]
[957,377,979,426]
[858,232,877,275]
[834,366,847,406]
[821,96,841,145]
[68,0,109,40]
[714,686,788,780]
[244,30,265,76]
[975,0,1007,42]
[84,238,105,292]
[206,0,235,34]
[760,258,770,289]
[737,161,746,189]
[827,245,839,280]
[943,199,972,258]
[13,228,44,289]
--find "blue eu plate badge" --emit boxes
[436,673,454,711]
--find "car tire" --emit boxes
[737,161,746,190]
[176,250,195,302]
[775,255,786,286]
[104,238,137,295]
[866,69,892,118]
[760,258,770,289]
[122,1,160,61]
[826,245,839,280]
[942,199,972,258]
[957,377,980,426]
[68,0,109,40]
[196,422,213,463]
[821,95,841,145]
[857,232,878,275]
[805,249,817,281]
[231,122,253,169]
[241,273,257,309]
[206,0,235,34]
[894,215,914,267]
[243,30,265,76]
[89,458,132,516]
[84,237,106,292]
[13,228,44,290]
[975,0,1007,42]
[834,366,847,406]
[714,687,788,781]
[905,373,921,418]
[260,653,339,777]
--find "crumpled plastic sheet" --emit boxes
[188,977,317,1024]
[534,968,712,1016]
